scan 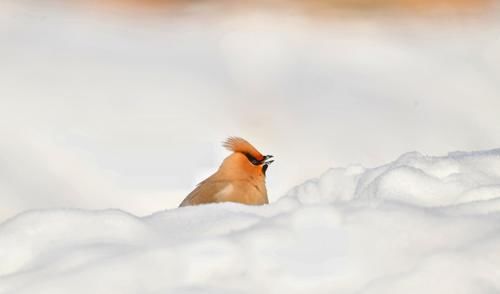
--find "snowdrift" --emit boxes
[1,149,500,294]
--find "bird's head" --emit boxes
[219,137,274,179]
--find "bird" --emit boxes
[179,137,274,207]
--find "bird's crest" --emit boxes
[223,137,264,161]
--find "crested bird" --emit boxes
[179,137,274,207]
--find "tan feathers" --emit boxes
[179,137,273,207]
[222,137,264,161]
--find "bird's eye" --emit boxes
[245,153,260,165]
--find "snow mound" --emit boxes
[1,149,500,294]
[287,149,500,209]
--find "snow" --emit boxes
[1,2,500,292]
[288,149,500,208]
[1,149,500,293]
[2,1,500,222]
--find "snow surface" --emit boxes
[1,149,500,294]
[2,2,500,222]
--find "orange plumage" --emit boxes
[179,137,274,207]
[222,137,265,162]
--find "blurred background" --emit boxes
[1,0,499,222]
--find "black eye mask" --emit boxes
[245,153,261,165]
[244,153,274,177]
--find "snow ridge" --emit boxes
[1,149,500,294]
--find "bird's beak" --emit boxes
[263,155,274,165]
